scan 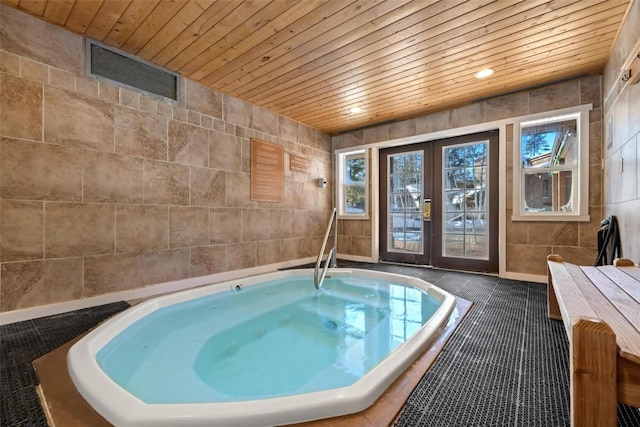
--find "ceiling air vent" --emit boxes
[86,39,179,102]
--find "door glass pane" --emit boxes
[444,169,466,190]
[442,234,464,257]
[442,142,489,260]
[444,212,466,233]
[389,212,405,231]
[465,235,487,258]
[387,151,423,254]
[467,213,487,235]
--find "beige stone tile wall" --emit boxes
[602,0,640,264]
[334,77,604,276]
[0,5,332,313]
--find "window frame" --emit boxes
[512,105,591,222]
[336,148,369,219]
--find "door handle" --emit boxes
[423,199,431,221]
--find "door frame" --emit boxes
[376,131,499,272]
[430,131,499,272]
[362,121,508,277]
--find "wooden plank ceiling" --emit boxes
[3,0,631,135]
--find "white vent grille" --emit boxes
[86,40,179,102]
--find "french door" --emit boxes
[379,131,499,273]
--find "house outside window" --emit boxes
[512,106,591,221]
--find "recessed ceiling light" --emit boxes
[475,68,495,79]
[349,106,363,114]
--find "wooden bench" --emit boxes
[546,254,640,426]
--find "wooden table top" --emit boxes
[578,262,640,364]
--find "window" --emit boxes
[513,106,590,221]
[337,149,368,218]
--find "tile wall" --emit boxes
[0,5,332,313]
[602,0,640,263]
[333,76,604,276]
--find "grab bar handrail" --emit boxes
[314,208,337,289]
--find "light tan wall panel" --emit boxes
[44,202,115,258]
[0,74,42,140]
[84,253,145,297]
[114,106,168,160]
[257,239,280,267]
[115,205,169,253]
[168,120,209,167]
[83,151,144,204]
[44,86,114,151]
[0,258,83,311]
[143,249,191,285]
[0,200,44,262]
[190,245,227,277]
[1,138,82,201]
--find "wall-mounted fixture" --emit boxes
[318,178,327,188]
[621,40,640,85]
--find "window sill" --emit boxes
[338,214,369,220]
[511,214,590,222]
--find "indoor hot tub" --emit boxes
[68,268,456,426]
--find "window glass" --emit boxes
[345,185,366,214]
[520,115,578,213]
[346,156,365,183]
[523,170,574,212]
[521,118,578,169]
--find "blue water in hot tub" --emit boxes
[96,275,441,404]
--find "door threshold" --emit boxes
[379,260,434,269]
[379,260,498,276]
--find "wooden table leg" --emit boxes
[571,319,617,427]
[547,254,563,320]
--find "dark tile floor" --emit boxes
[1,262,639,426]
[1,302,130,427]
